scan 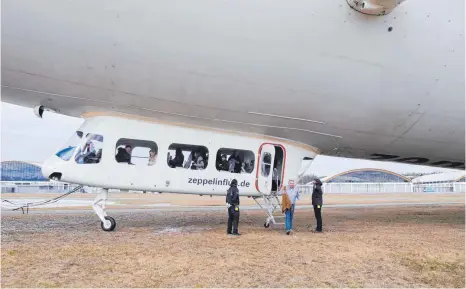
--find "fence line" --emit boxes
[1,181,86,194]
[298,182,466,194]
[0,181,146,194]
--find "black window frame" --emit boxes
[215,148,255,174]
[167,143,209,170]
[115,138,158,166]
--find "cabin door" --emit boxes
[256,144,275,195]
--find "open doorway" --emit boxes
[272,145,285,192]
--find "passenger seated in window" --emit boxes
[175,148,185,167]
[216,151,222,170]
[241,162,247,173]
[228,155,237,173]
[116,145,133,164]
[219,154,229,171]
[242,160,249,173]
[169,148,184,168]
[191,151,205,170]
[148,149,157,166]
[244,160,254,173]
[235,151,243,173]
[228,151,242,173]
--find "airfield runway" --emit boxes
[1,193,465,288]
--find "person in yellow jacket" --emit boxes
[281,179,299,235]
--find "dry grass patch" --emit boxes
[2,205,464,287]
[397,252,465,288]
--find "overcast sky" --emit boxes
[1,102,457,176]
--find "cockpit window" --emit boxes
[55,131,83,161]
[75,134,104,164]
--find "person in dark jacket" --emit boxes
[233,151,242,173]
[312,178,324,232]
[228,151,242,173]
[215,151,223,170]
[115,145,132,164]
[169,148,184,168]
[226,179,240,235]
[218,154,229,171]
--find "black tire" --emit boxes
[101,216,116,231]
[264,222,270,228]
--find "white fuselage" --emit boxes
[42,115,317,196]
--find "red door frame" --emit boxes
[255,143,287,193]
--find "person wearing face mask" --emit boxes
[312,179,324,233]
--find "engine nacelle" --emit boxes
[33,105,59,118]
[33,105,45,118]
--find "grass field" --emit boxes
[2,205,464,288]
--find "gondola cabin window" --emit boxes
[215,148,255,174]
[75,133,104,164]
[167,143,209,170]
[115,138,158,166]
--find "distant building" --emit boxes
[411,171,465,192]
[1,161,47,181]
[323,168,410,183]
[412,171,466,184]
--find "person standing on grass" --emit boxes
[281,179,299,235]
[312,178,324,232]
[226,179,240,235]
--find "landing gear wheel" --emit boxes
[264,222,270,228]
[101,216,116,231]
